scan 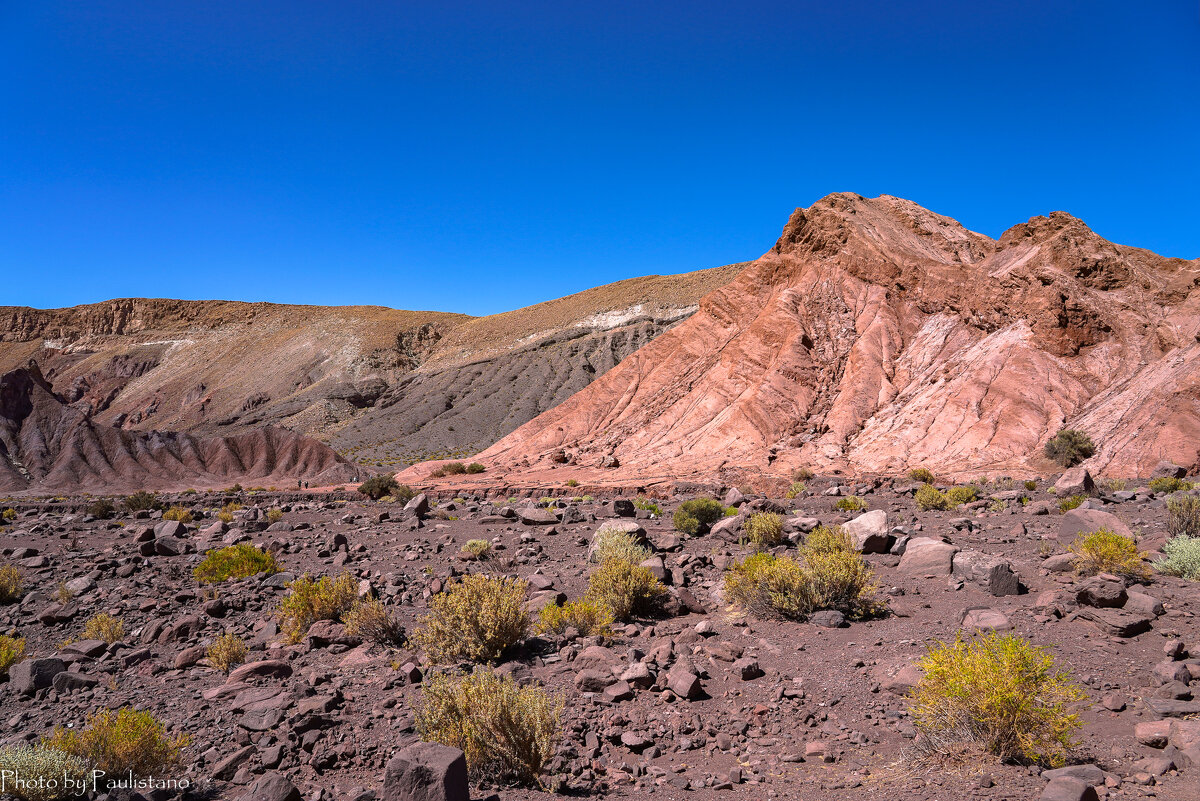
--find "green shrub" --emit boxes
[0,634,26,678]
[590,525,651,565]
[565,478,579,487]
[1068,528,1149,581]
[0,746,91,801]
[1168,495,1200,539]
[633,496,662,515]
[585,560,668,621]
[416,669,562,788]
[82,613,124,643]
[123,491,162,512]
[785,481,806,499]
[1156,535,1200,580]
[265,507,283,524]
[1149,476,1193,494]
[724,552,812,619]
[162,506,192,523]
[793,467,815,481]
[358,474,399,500]
[1024,480,1038,491]
[343,598,406,646]
[465,462,486,474]
[944,485,978,506]
[206,633,247,673]
[745,512,783,549]
[462,539,492,560]
[1044,429,1095,468]
[835,496,867,512]
[414,575,530,663]
[217,501,242,523]
[915,484,950,511]
[1058,494,1085,512]
[275,572,359,644]
[87,499,115,519]
[431,461,469,478]
[537,599,614,637]
[1,508,14,522]
[672,498,725,534]
[0,565,23,603]
[910,633,1085,766]
[909,468,936,484]
[194,543,280,583]
[43,707,188,777]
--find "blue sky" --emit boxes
[2,1,1197,315]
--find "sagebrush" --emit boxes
[43,707,188,777]
[275,572,359,644]
[414,574,529,663]
[194,543,280,583]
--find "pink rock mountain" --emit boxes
[470,194,1200,481]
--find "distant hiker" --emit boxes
[297,478,302,490]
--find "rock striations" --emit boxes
[471,194,1200,481]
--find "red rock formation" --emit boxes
[471,194,1200,480]
[0,365,368,493]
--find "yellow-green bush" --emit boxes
[1167,495,1200,538]
[416,668,562,788]
[83,613,125,644]
[414,574,529,663]
[1058,494,1085,513]
[0,634,26,678]
[1068,528,1149,581]
[266,507,284,523]
[590,525,651,565]
[784,481,806,499]
[1149,476,1192,494]
[945,485,978,506]
[915,484,950,511]
[537,599,614,637]
[275,572,359,644]
[0,746,91,801]
[1044,429,1095,468]
[909,468,936,484]
[724,552,813,619]
[745,512,783,549]
[584,559,668,621]
[672,498,725,534]
[462,539,491,560]
[206,633,247,673]
[0,564,23,603]
[1,508,15,522]
[193,543,280,583]
[162,506,192,523]
[343,598,405,646]
[43,707,188,777]
[805,524,854,554]
[123,491,162,512]
[835,496,867,512]
[909,633,1085,766]
[216,501,242,524]
[633,496,662,515]
[793,467,815,481]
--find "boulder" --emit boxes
[1040,777,1098,801]
[9,657,66,695]
[404,494,430,518]
[1075,607,1153,638]
[960,608,1012,631]
[233,773,302,801]
[518,507,559,526]
[1053,467,1094,496]
[1074,576,1127,608]
[381,742,469,801]
[842,510,891,553]
[951,550,1021,596]
[898,538,959,576]
[1152,461,1187,480]
[1058,508,1132,541]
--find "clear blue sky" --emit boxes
[3,1,1197,316]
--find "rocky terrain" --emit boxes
[466,194,1200,485]
[0,366,367,494]
[1,471,1198,801]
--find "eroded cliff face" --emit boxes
[472,194,1200,479]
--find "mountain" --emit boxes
[459,194,1200,483]
[0,365,368,493]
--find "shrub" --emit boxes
[83,613,125,643]
[1,508,14,522]
[1103,478,1127,492]
[43,707,188,777]
[909,633,1085,766]
[206,633,247,672]
[633,496,662,515]
[565,478,579,487]
[276,572,359,644]
[945,485,978,506]
[785,481,806,499]
[266,507,283,523]
[590,525,651,565]
[1156,535,1200,581]
[1168,495,1200,539]
[54,581,74,605]
[358,474,399,500]
[0,634,26,678]
[835,496,867,512]
[465,462,486,474]
[0,565,23,603]
[1044,429,1095,468]
[87,499,115,519]
[537,599,614,637]
[343,598,406,646]
[585,560,668,621]
[431,461,469,478]
[672,498,725,534]
[909,468,936,484]
[793,467,815,481]
[414,574,529,663]
[123,491,162,512]
[805,524,854,554]
[1069,528,1149,581]
[194,543,280,583]
[1024,480,1038,491]
[415,669,562,788]
[162,506,192,523]
[745,512,783,549]
[1149,476,1193,494]
[463,539,492,560]
[987,499,1006,513]
[1058,494,1085,512]
[915,484,950,511]
[217,501,242,523]
[724,552,813,619]
[0,746,91,801]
